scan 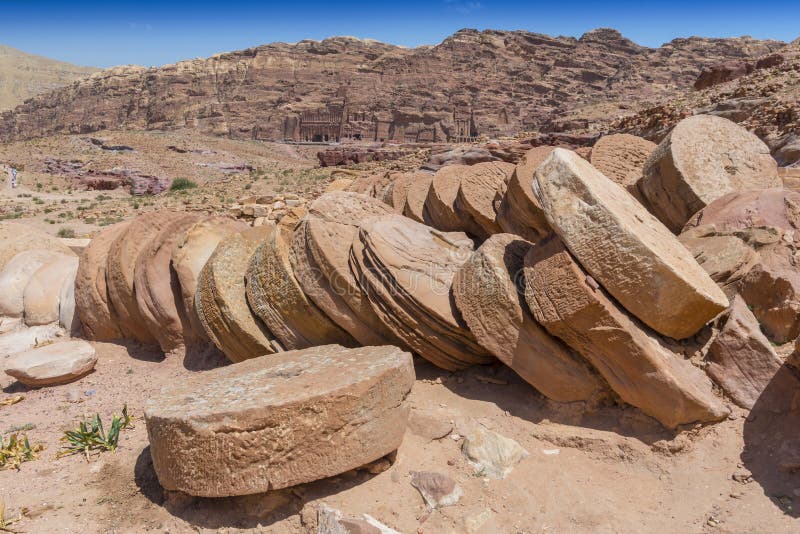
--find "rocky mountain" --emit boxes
[0,44,99,111]
[614,40,800,166]
[0,29,784,143]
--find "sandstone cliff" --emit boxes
[0,29,784,142]
[0,44,99,111]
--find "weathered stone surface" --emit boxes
[352,215,492,370]
[455,161,514,239]
[453,234,605,402]
[144,344,415,497]
[74,222,129,341]
[425,165,477,234]
[246,224,355,351]
[347,173,394,198]
[4,340,96,387]
[0,250,71,318]
[684,188,800,234]
[459,421,529,479]
[524,237,729,428]
[292,192,400,346]
[382,172,425,213]
[0,324,64,358]
[533,148,728,339]
[58,260,79,334]
[640,115,780,232]
[195,226,278,362]
[678,226,759,297]
[172,217,248,340]
[739,244,800,343]
[0,222,75,272]
[407,409,453,441]
[589,133,655,204]
[410,471,462,509]
[682,189,800,343]
[706,296,784,409]
[107,211,183,343]
[496,146,555,242]
[403,175,433,224]
[23,255,79,326]
[134,214,203,355]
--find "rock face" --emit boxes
[524,237,729,428]
[23,255,79,326]
[533,148,728,339]
[0,222,75,272]
[134,214,203,355]
[383,172,425,213]
[352,215,492,370]
[455,161,514,239]
[639,115,780,232]
[0,30,782,143]
[706,296,784,409]
[291,192,400,346]
[246,225,355,351]
[74,222,129,341]
[144,344,415,497]
[0,250,71,318]
[453,234,605,402]
[4,340,96,387]
[195,226,278,362]
[589,133,655,204]
[171,217,248,340]
[496,146,555,242]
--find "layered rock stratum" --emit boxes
[0,29,783,142]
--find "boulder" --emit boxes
[23,255,79,326]
[455,161,515,239]
[246,225,355,351]
[195,226,278,362]
[352,215,492,371]
[317,504,401,534]
[589,133,655,205]
[0,250,72,318]
[58,261,79,335]
[347,173,394,199]
[4,340,96,387]
[524,237,729,428]
[410,472,462,509]
[0,222,75,272]
[496,146,555,242]
[706,296,784,409]
[425,165,478,234]
[144,344,415,497]
[678,226,759,298]
[107,211,184,343]
[134,214,204,355]
[171,217,248,340]
[452,234,606,402]
[640,115,780,232]
[74,222,130,341]
[291,192,401,346]
[0,324,65,358]
[683,188,800,235]
[403,175,433,224]
[533,148,728,339]
[459,421,529,479]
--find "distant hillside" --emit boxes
[0,29,785,142]
[0,45,99,111]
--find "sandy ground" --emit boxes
[1,340,799,533]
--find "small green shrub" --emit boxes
[57,227,76,238]
[170,178,198,192]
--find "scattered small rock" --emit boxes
[409,471,462,509]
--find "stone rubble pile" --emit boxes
[1,113,799,499]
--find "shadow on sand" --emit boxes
[134,446,383,529]
[742,363,800,517]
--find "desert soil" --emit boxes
[1,340,798,533]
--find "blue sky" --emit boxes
[1,0,798,68]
